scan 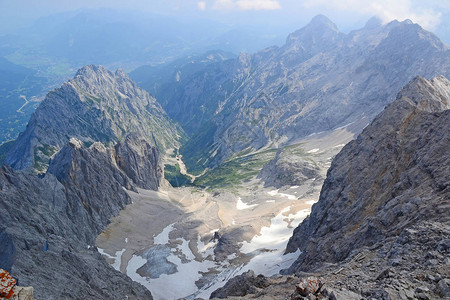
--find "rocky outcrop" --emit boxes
[283,75,450,289]
[5,65,180,172]
[47,138,135,240]
[0,138,154,299]
[158,16,450,171]
[258,149,322,188]
[209,270,270,299]
[115,132,162,190]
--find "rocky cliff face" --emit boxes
[114,132,162,191]
[5,65,180,172]
[130,50,235,135]
[282,76,450,297]
[141,16,449,171]
[0,137,155,299]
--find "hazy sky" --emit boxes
[0,0,449,36]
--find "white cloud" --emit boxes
[213,0,282,11]
[198,1,207,10]
[303,0,441,30]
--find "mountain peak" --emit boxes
[397,75,450,112]
[115,68,128,78]
[75,64,109,77]
[5,64,180,171]
[306,14,338,31]
[285,14,341,47]
[364,16,382,29]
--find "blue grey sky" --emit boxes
[1,0,449,42]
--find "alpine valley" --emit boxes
[0,14,449,300]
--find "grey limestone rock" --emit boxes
[5,65,180,173]
[0,138,154,299]
[46,138,135,240]
[284,75,450,275]
[115,132,162,190]
[258,149,322,188]
[209,270,270,299]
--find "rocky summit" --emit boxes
[133,16,449,172]
[5,65,181,173]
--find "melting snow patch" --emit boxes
[236,197,258,210]
[307,148,320,153]
[267,190,296,200]
[266,200,275,203]
[177,238,195,261]
[147,251,216,299]
[333,144,346,148]
[98,248,125,271]
[126,254,149,285]
[197,235,215,259]
[154,223,175,245]
[306,199,317,205]
[289,186,299,189]
[334,121,355,131]
[238,207,309,276]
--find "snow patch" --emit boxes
[333,144,346,148]
[176,238,195,261]
[307,148,320,153]
[154,223,175,245]
[236,197,258,210]
[147,249,216,299]
[267,189,296,200]
[197,235,215,259]
[98,248,125,271]
[237,207,309,276]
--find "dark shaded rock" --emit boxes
[115,132,162,190]
[0,140,153,299]
[0,230,15,273]
[438,278,450,297]
[214,226,254,261]
[210,270,269,299]
[47,138,134,240]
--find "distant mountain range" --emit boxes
[132,15,450,173]
[0,9,293,145]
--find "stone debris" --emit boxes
[295,277,323,297]
[291,276,326,299]
[11,287,34,300]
